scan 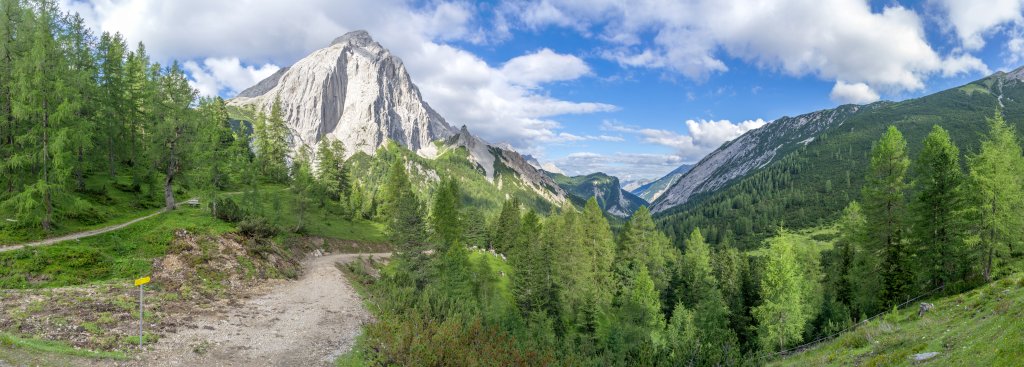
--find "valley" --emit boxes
[2,1,1024,366]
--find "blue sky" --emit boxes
[61,0,1024,181]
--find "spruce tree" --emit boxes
[967,111,1024,282]
[490,197,521,254]
[607,263,665,365]
[862,126,912,305]
[315,138,347,201]
[381,160,426,255]
[430,176,462,247]
[911,125,967,288]
[678,228,716,308]
[254,97,289,183]
[618,206,678,299]
[290,146,315,232]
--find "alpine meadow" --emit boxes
[1,0,1023,366]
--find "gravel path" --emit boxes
[142,252,389,367]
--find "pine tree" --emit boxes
[911,125,967,288]
[754,234,807,352]
[862,126,912,305]
[967,111,1024,282]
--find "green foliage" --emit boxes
[754,234,808,352]
[678,228,717,308]
[252,97,289,183]
[967,111,1024,282]
[911,125,969,288]
[429,176,462,247]
[617,206,678,299]
[862,126,913,306]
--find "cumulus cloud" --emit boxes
[183,58,280,97]
[60,0,613,151]
[603,119,767,162]
[504,0,990,96]
[501,48,591,87]
[830,81,881,104]
[934,0,1024,50]
[552,152,689,181]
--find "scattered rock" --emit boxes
[911,352,939,361]
[918,302,935,317]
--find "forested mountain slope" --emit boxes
[630,163,693,202]
[655,69,1024,247]
[546,172,647,217]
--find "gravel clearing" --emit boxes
[141,252,389,367]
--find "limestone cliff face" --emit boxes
[229,30,567,204]
[228,30,454,158]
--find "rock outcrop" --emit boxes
[228,30,454,158]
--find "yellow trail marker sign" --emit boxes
[134,276,151,287]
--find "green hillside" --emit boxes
[771,272,1024,366]
[546,171,647,217]
[655,71,1024,248]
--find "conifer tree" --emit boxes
[96,31,127,177]
[254,97,289,183]
[967,111,1024,282]
[315,138,348,201]
[607,263,665,365]
[754,235,807,352]
[60,13,97,193]
[512,209,555,315]
[862,126,912,305]
[381,160,426,255]
[911,125,967,288]
[152,62,197,210]
[490,198,521,253]
[618,206,678,298]
[0,0,28,196]
[290,145,315,232]
[5,0,78,230]
[678,228,716,308]
[430,176,462,247]
[665,303,698,366]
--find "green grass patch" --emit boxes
[0,332,127,360]
[771,272,1024,366]
[0,206,233,289]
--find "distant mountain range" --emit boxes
[545,172,646,218]
[652,66,1024,244]
[629,164,693,203]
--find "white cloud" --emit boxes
[505,0,991,96]
[553,152,689,181]
[183,58,280,97]
[501,48,591,88]
[830,81,881,104]
[603,119,766,162]
[60,0,614,151]
[934,0,1024,50]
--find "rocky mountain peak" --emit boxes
[330,30,375,47]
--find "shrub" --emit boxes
[238,216,278,239]
[210,197,244,223]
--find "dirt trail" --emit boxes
[141,252,389,367]
[1,198,201,253]
[0,210,165,253]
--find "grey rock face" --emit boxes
[651,104,868,213]
[228,30,566,204]
[228,30,455,158]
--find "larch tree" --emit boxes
[967,111,1024,282]
[96,31,127,177]
[315,138,348,202]
[618,205,678,299]
[753,234,807,352]
[862,125,912,305]
[6,0,77,230]
[911,125,968,288]
[152,62,197,210]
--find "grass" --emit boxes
[0,205,234,289]
[0,175,161,246]
[238,184,387,243]
[0,332,127,360]
[770,272,1024,366]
